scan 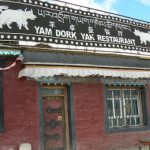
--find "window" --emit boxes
[0,71,4,133]
[106,85,146,129]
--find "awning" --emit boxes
[18,66,150,79]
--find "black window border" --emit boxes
[104,83,150,134]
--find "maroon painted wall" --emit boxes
[1,60,150,150]
[73,83,150,150]
[0,61,41,150]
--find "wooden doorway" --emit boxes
[42,85,70,150]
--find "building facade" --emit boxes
[0,0,150,150]
[0,46,150,150]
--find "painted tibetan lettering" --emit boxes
[37,9,131,31]
[0,5,36,30]
[0,0,149,51]
[97,35,136,45]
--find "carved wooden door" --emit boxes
[42,85,70,150]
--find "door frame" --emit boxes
[39,84,70,150]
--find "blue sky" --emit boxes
[45,0,150,22]
[112,0,150,22]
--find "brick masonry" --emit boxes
[0,61,41,150]
[73,83,150,150]
[0,61,150,150]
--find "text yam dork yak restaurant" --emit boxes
[0,0,150,150]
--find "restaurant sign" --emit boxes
[0,0,150,52]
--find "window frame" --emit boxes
[105,84,150,133]
[0,70,4,133]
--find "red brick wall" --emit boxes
[0,61,41,150]
[73,83,105,150]
[1,60,150,150]
[73,83,150,150]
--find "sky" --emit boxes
[43,0,150,22]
